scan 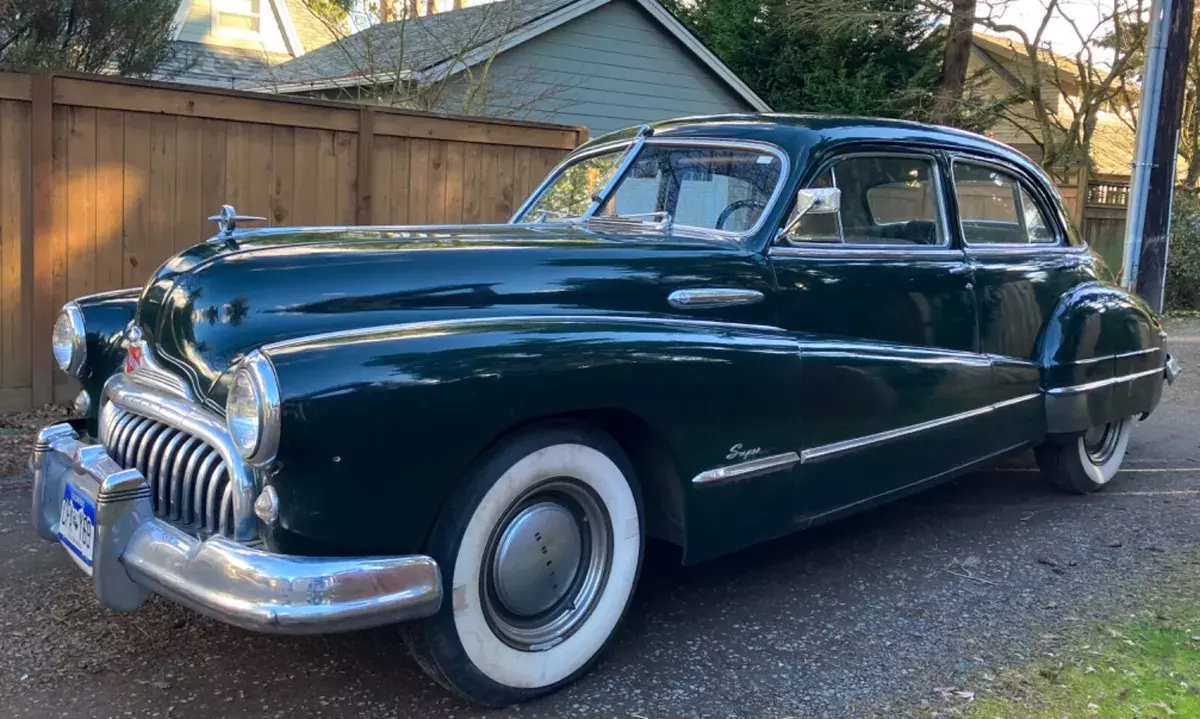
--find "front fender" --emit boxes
[75,289,141,431]
[259,316,801,555]
[1035,282,1166,433]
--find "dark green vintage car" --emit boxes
[32,115,1180,705]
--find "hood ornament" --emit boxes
[208,205,266,238]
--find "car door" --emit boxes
[949,156,1098,448]
[768,150,994,520]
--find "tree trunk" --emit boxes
[932,0,976,126]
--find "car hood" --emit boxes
[134,223,769,406]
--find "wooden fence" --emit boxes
[0,71,587,413]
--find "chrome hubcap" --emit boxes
[1083,419,1124,465]
[492,501,583,616]
[482,480,612,651]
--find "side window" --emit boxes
[782,155,945,246]
[953,162,1057,245]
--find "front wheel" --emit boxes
[403,423,643,706]
[1035,417,1133,493]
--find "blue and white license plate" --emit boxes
[58,483,96,569]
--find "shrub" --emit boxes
[1166,190,1200,311]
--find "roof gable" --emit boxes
[252,0,768,110]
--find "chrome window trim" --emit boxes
[1045,366,1165,396]
[773,150,954,254]
[948,154,1065,249]
[263,314,788,352]
[510,137,792,241]
[771,246,965,261]
[691,452,800,485]
[799,393,1040,464]
[1062,347,1162,366]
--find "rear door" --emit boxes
[768,150,993,520]
[949,156,1097,447]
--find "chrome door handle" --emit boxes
[668,288,765,309]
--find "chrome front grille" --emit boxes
[100,405,237,538]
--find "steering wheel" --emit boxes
[715,199,767,231]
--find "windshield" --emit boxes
[517,142,786,235]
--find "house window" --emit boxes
[215,0,261,34]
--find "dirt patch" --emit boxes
[0,407,72,480]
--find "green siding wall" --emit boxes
[440,0,755,136]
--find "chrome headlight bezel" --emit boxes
[52,302,87,378]
[225,350,281,467]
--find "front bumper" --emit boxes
[31,423,442,634]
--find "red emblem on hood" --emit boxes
[124,343,144,374]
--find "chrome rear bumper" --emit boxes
[32,423,442,634]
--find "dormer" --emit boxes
[173,0,304,56]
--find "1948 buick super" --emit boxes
[32,114,1181,705]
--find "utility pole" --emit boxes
[1121,0,1194,312]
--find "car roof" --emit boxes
[583,113,1046,183]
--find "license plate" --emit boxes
[58,483,96,569]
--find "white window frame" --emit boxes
[212,0,263,39]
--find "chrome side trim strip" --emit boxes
[1063,347,1161,365]
[801,393,1040,465]
[991,393,1042,410]
[668,288,765,309]
[1045,366,1165,395]
[264,314,787,353]
[691,452,800,485]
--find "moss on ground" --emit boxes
[969,556,1200,718]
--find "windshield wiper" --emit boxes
[591,211,674,230]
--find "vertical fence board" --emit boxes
[270,126,295,226]
[94,110,125,290]
[174,117,204,251]
[248,123,273,224]
[314,130,338,224]
[371,136,394,225]
[389,137,411,225]
[292,128,320,227]
[30,77,54,406]
[0,101,30,390]
[334,131,357,225]
[427,141,448,225]
[443,141,465,225]
[495,145,516,220]
[462,143,482,224]
[122,113,151,287]
[198,119,227,241]
[145,115,178,286]
[408,139,430,225]
[66,107,97,300]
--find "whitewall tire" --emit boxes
[403,423,643,706]
[1035,417,1133,493]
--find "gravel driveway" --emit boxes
[2,319,1198,719]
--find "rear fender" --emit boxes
[1035,282,1166,434]
[261,316,802,556]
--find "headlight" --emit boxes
[225,350,281,466]
[52,303,86,377]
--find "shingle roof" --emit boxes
[247,0,580,89]
[158,42,292,88]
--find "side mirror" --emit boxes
[780,187,841,237]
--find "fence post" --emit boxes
[356,106,375,225]
[30,75,54,407]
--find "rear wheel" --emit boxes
[403,423,643,706]
[1035,417,1133,494]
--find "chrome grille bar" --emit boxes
[98,399,255,541]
